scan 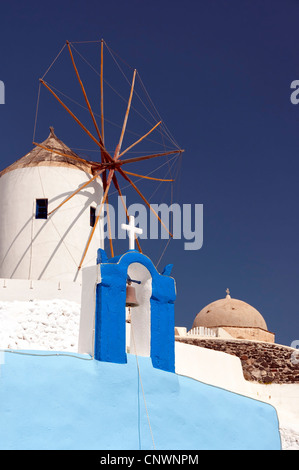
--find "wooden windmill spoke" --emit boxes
[114,69,136,161]
[48,169,105,216]
[118,149,184,166]
[105,192,114,258]
[122,170,174,182]
[117,167,173,238]
[89,150,184,170]
[99,45,113,264]
[100,39,105,149]
[85,149,183,173]
[117,120,162,159]
[66,41,104,148]
[78,169,115,270]
[112,173,142,253]
[39,79,112,162]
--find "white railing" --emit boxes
[187,326,217,337]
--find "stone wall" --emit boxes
[221,326,275,343]
[175,337,299,384]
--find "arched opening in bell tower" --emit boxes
[126,263,152,357]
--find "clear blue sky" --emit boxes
[0,0,299,346]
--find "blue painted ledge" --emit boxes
[0,350,281,450]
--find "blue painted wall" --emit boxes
[0,351,281,450]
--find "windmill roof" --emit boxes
[0,127,97,177]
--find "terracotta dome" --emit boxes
[192,291,268,331]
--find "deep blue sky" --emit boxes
[1,0,299,347]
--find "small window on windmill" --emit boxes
[90,206,96,227]
[35,199,48,219]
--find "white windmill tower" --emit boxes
[0,127,104,284]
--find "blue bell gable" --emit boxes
[94,248,176,373]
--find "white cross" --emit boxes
[121,215,143,250]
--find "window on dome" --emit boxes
[35,199,48,219]
[90,206,96,227]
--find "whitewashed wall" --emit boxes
[0,277,81,303]
[175,341,299,435]
[78,265,98,356]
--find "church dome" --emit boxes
[192,290,268,331]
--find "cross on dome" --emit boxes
[226,288,231,299]
[121,215,143,250]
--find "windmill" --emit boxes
[32,39,184,272]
